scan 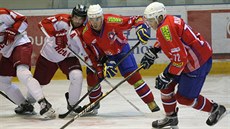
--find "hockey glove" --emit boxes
[94,63,104,81]
[155,72,174,90]
[136,24,150,45]
[104,61,117,78]
[55,29,68,48]
[99,56,108,64]
[140,47,158,69]
[4,28,18,45]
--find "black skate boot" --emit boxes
[14,100,35,115]
[206,103,226,126]
[38,98,56,119]
[147,101,160,112]
[152,108,179,128]
[65,92,82,114]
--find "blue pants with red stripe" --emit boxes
[107,44,138,76]
[164,58,212,99]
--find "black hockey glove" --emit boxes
[140,47,159,69]
[155,72,174,90]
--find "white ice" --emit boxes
[0,75,229,129]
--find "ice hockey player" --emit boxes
[0,8,55,119]
[140,2,227,128]
[35,4,89,115]
[80,4,160,115]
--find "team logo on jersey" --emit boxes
[160,25,172,42]
[82,26,88,35]
[107,17,123,23]
[108,31,116,41]
[172,62,183,68]
[70,31,77,39]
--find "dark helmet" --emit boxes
[72,4,87,17]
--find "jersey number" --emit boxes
[173,53,181,62]
[184,24,204,46]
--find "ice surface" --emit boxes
[0,75,229,129]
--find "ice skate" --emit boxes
[152,109,178,128]
[14,100,35,115]
[206,103,226,126]
[38,98,56,119]
[65,92,82,115]
[81,102,100,116]
[148,101,160,112]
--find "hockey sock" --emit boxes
[87,72,103,103]
[160,81,178,115]
[125,72,154,104]
[0,76,25,105]
[192,95,213,112]
[88,84,102,103]
[68,69,83,106]
[16,64,44,101]
[133,79,154,103]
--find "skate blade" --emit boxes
[214,109,228,125]
[81,110,98,117]
[17,111,37,116]
[68,111,78,116]
[152,125,179,129]
[40,110,56,120]
[40,114,56,120]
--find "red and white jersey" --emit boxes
[38,14,88,63]
[0,8,30,58]
[82,14,144,58]
[155,15,212,75]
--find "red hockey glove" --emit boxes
[94,63,104,81]
[4,28,18,45]
[55,29,68,48]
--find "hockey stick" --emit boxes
[103,79,144,114]
[0,91,15,104]
[60,65,144,129]
[67,45,143,114]
[58,41,141,118]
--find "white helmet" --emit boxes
[87,4,103,18]
[144,2,166,20]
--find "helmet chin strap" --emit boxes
[155,18,159,25]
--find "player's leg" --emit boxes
[152,81,179,128]
[33,55,58,118]
[0,55,34,114]
[58,57,83,113]
[113,44,159,112]
[83,68,102,115]
[14,44,55,118]
[176,58,226,126]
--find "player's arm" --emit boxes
[140,41,161,69]
[1,8,28,44]
[122,15,150,45]
[38,15,58,37]
[38,15,68,48]
[155,25,187,90]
